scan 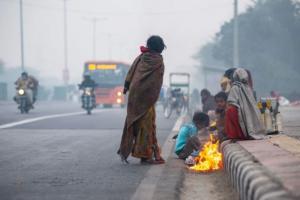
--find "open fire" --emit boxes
[189,134,223,172]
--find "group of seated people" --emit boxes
[174,68,265,161]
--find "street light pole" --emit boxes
[63,0,69,86]
[83,17,106,60]
[19,0,25,72]
[108,33,112,60]
[233,0,239,67]
[92,18,97,60]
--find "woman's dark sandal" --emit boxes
[154,158,165,164]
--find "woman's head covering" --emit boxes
[232,68,249,84]
[228,68,265,139]
[246,69,254,89]
[146,35,166,54]
[232,68,254,89]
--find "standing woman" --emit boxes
[118,35,166,164]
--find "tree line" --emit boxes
[195,0,300,99]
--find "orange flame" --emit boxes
[189,134,223,172]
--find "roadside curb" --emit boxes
[221,141,296,200]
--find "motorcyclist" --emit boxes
[171,88,185,110]
[14,72,34,107]
[79,74,97,108]
[28,75,39,103]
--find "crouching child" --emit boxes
[174,112,209,160]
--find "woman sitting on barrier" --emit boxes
[225,68,265,140]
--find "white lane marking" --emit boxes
[131,115,185,200]
[173,115,184,132]
[0,110,105,129]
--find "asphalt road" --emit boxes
[0,101,177,200]
[281,106,300,139]
[2,102,296,200]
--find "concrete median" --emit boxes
[221,135,300,200]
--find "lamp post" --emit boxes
[62,0,69,86]
[233,0,239,67]
[83,17,106,60]
[19,0,25,72]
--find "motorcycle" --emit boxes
[163,88,186,118]
[16,88,33,114]
[81,87,95,115]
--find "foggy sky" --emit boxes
[0,0,253,86]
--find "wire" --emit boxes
[0,0,238,18]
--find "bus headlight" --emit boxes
[116,98,122,104]
[117,91,122,97]
[18,89,25,95]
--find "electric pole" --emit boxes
[108,33,112,60]
[63,0,69,86]
[19,0,25,72]
[83,17,106,60]
[233,0,239,67]
[92,18,97,60]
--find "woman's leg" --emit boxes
[132,108,155,160]
[135,106,165,164]
[225,105,245,139]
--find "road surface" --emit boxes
[0,101,176,200]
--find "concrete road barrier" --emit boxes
[221,137,298,200]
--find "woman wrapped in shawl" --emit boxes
[225,68,265,140]
[118,36,166,164]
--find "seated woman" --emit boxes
[174,112,209,160]
[225,68,265,140]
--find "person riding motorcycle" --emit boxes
[171,88,184,100]
[164,88,186,116]
[79,74,97,108]
[14,72,34,108]
[28,75,39,103]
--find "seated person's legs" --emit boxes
[178,135,201,160]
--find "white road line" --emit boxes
[0,110,105,129]
[131,115,185,200]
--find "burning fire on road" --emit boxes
[189,134,223,173]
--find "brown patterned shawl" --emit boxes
[118,52,165,161]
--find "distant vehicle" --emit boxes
[16,87,32,114]
[164,88,186,118]
[163,73,190,118]
[83,61,129,108]
[81,87,95,115]
[14,72,35,114]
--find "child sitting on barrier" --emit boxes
[214,91,228,142]
[174,112,210,159]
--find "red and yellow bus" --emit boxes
[84,61,129,107]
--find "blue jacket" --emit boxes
[174,123,198,155]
